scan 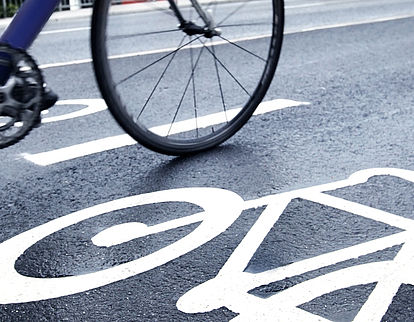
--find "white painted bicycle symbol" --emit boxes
[0,168,413,321]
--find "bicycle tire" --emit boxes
[91,0,284,155]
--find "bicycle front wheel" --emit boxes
[91,0,284,155]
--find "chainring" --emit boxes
[0,44,44,149]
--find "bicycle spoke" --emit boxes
[116,36,202,86]
[135,36,187,121]
[211,41,228,124]
[108,28,181,41]
[218,35,267,62]
[199,39,251,97]
[189,39,199,137]
[167,43,206,137]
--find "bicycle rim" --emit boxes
[92,0,284,155]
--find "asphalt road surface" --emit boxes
[1,0,414,321]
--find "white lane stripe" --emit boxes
[285,0,357,9]
[39,58,92,69]
[288,14,414,33]
[41,99,107,123]
[38,33,272,69]
[22,99,310,166]
[40,27,90,35]
[35,0,396,35]
[34,0,362,36]
[285,0,400,10]
[150,99,305,136]
[38,14,414,70]
[33,3,325,36]
[0,99,107,127]
[22,134,136,166]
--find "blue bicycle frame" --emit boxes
[1,0,59,49]
[0,0,59,83]
[0,0,209,50]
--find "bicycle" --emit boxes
[0,0,284,154]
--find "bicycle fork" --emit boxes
[168,0,221,38]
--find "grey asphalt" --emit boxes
[0,0,414,320]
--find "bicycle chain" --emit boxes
[0,44,44,149]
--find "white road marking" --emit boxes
[285,0,359,9]
[177,168,414,321]
[39,58,92,69]
[38,14,414,70]
[288,14,414,33]
[22,99,310,166]
[0,187,244,304]
[0,167,413,319]
[41,99,107,123]
[92,213,204,247]
[34,0,369,37]
[38,33,273,69]
[22,134,136,166]
[40,27,90,35]
[1,99,105,127]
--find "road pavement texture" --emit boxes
[0,0,414,320]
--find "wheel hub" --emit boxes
[180,21,221,38]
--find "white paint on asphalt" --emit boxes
[38,33,274,69]
[41,98,107,123]
[22,134,136,166]
[289,14,414,34]
[0,167,413,322]
[92,213,204,247]
[151,99,309,136]
[33,0,369,37]
[0,99,106,128]
[40,26,90,35]
[0,187,244,304]
[39,58,92,69]
[22,98,310,166]
[38,14,414,70]
[36,0,411,36]
[177,168,414,321]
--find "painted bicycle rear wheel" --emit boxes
[91,0,284,155]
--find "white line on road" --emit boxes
[38,14,414,70]
[21,98,310,166]
[285,0,358,9]
[40,27,90,35]
[38,33,272,69]
[288,14,414,33]
[34,0,367,36]
[41,99,107,123]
